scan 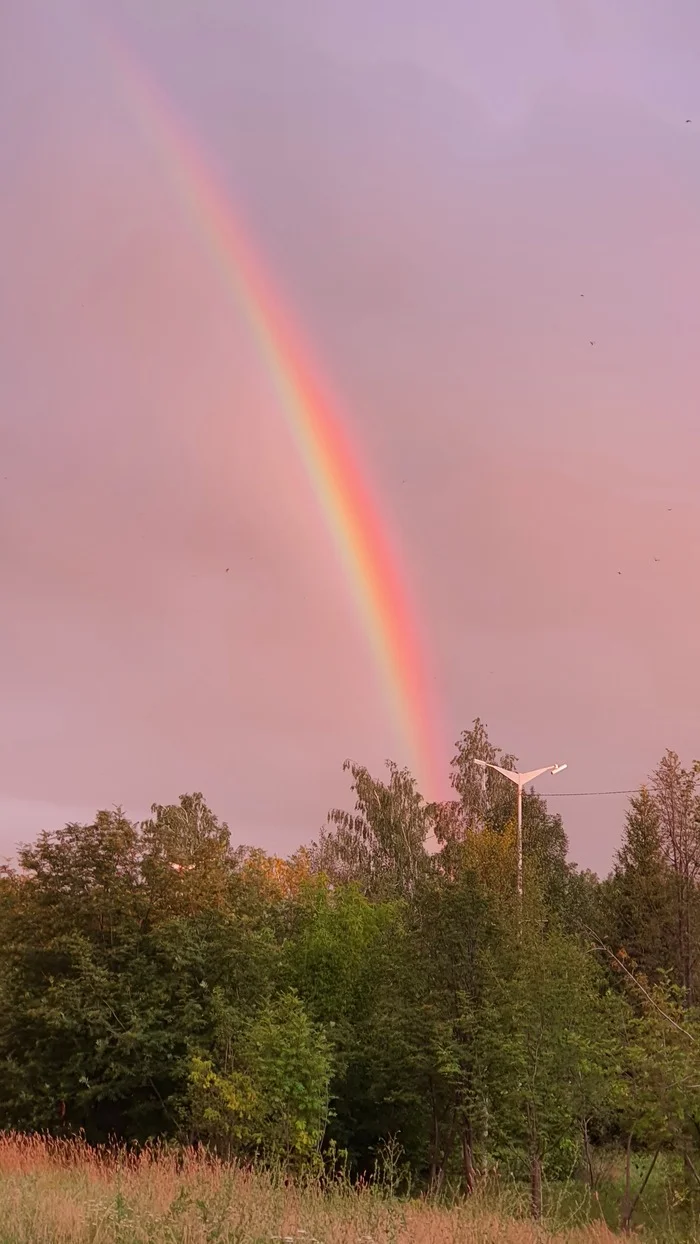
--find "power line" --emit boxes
[532,788,640,798]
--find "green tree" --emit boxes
[449,718,517,836]
[13,809,145,940]
[493,909,618,1219]
[406,848,505,1194]
[282,875,414,1175]
[615,978,700,1230]
[651,752,700,1003]
[446,720,569,908]
[313,760,431,898]
[188,991,332,1164]
[0,800,279,1142]
[141,792,234,919]
[605,788,676,982]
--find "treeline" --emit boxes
[1,720,700,1225]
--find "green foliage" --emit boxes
[449,717,519,836]
[3,729,700,1232]
[0,798,278,1141]
[186,1055,258,1156]
[493,915,619,1178]
[446,720,570,911]
[187,992,332,1162]
[313,759,431,898]
[615,979,700,1148]
[240,990,332,1159]
[605,787,677,982]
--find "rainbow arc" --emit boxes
[108,38,444,797]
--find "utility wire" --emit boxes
[527,788,640,798]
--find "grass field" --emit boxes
[0,1133,696,1243]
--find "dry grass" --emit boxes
[0,1133,622,1244]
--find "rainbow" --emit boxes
[106,37,444,798]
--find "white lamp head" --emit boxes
[551,764,567,776]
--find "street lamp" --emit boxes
[472,759,567,914]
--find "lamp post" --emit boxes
[472,759,567,918]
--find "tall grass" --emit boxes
[0,1132,678,1243]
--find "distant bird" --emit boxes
[686,119,692,124]
[654,557,660,562]
[580,293,584,297]
[589,340,596,346]
[667,507,673,512]
[170,863,195,873]
[618,570,622,575]
[226,567,229,572]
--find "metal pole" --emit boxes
[516,782,523,927]
[471,759,566,929]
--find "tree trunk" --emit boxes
[428,1088,440,1194]
[435,1116,457,1196]
[530,1148,543,1220]
[582,1117,595,1191]
[461,1121,476,1195]
[683,1146,700,1194]
[621,1142,660,1233]
[682,868,692,1003]
[527,1104,542,1220]
[620,1132,633,1232]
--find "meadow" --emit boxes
[0,1134,699,1244]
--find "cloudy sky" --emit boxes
[2,0,700,873]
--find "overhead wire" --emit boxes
[529,788,640,798]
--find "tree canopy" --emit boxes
[1,723,700,1229]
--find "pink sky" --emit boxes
[2,0,700,873]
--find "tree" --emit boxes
[283,876,418,1175]
[651,753,700,1002]
[9,739,700,1223]
[312,760,431,899]
[0,800,279,1142]
[405,847,505,1194]
[238,848,313,902]
[282,880,395,1032]
[495,914,618,1220]
[521,791,569,908]
[14,809,145,940]
[188,991,332,1164]
[449,718,517,836]
[445,720,569,907]
[614,978,700,1231]
[606,788,676,982]
[140,792,234,919]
